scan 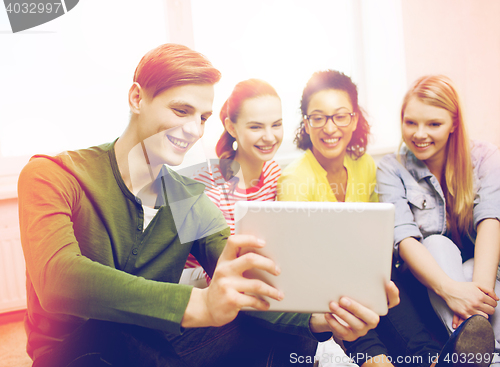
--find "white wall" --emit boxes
[401,0,500,148]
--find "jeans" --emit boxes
[32,314,318,367]
[423,235,500,353]
[344,266,447,367]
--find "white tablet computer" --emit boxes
[234,201,395,315]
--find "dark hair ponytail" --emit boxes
[216,79,280,181]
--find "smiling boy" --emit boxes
[18,43,397,367]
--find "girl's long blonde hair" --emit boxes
[401,75,474,244]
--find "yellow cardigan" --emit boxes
[277,149,378,202]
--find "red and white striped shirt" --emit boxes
[184,160,281,272]
[194,160,281,235]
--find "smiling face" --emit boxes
[402,96,455,169]
[136,83,214,167]
[227,95,283,165]
[304,89,358,167]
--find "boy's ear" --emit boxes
[128,82,143,114]
[224,117,237,138]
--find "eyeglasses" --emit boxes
[304,112,356,128]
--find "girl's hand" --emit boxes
[442,281,497,324]
[385,280,400,309]
[450,284,498,328]
[309,297,380,341]
[452,314,466,329]
[325,297,380,341]
[309,282,399,341]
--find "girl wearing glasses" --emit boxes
[377,75,500,363]
[277,70,376,203]
[277,70,390,367]
[182,79,283,286]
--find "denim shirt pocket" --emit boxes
[407,190,440,238]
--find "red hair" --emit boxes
[133,43,221,98]
[215,79,280,181]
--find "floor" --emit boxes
[0,310,32,367]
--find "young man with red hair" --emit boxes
[18,43,398,367]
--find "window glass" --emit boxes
[0,0,167,157]
[191,0,359,164]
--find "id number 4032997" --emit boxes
[5,2,63,14]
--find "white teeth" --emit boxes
[257,145,273,151]
[168,136,189,148]
[414,142,431,148]
[323,138,340,144]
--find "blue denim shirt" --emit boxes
[377,140,500,261]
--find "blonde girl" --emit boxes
[377,75,499,364]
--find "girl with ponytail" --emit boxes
[183,78,283,285]
[195,78,283,233]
